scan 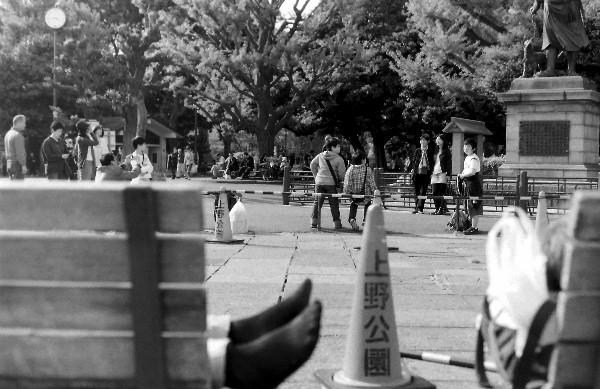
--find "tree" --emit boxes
[159,0,365,156]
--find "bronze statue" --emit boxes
[530,0,589,77]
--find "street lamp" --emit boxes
[45,6,66,112]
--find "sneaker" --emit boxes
[464,227,479,235]
[418,210,424,214]
[411,210,419,214]
[349,219,359,231]
[334,220,343,230]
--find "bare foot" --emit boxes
[225,301,322,389]
[229,279,312,344]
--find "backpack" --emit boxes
[447,209,471,231]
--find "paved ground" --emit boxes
[195,177,512,388]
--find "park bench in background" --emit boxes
[0,182,208,389]
[547,191,600,388]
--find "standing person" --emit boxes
[75,120,99,181]
[410,134,434,214]
[41,121,70,180]
[458,137,484,235]
[130,136,154,180]
[4,114,28,180]
[176,148,186,178]
[167,147,178,179]
[310,138,346,229]
[92,126,110,177]
[184,146,194,179]
[64,137,78,180]
[430,134,452,215]
[343,150,377,231]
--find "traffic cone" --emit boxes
[535,191,549,240]
[206,187,244,244]
[315,202,435,389]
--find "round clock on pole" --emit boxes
[45,7,66,30]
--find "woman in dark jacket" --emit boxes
[430,134,452,215]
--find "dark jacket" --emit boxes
[41,136,68,175]
[75,133,99,169]
[436,147,452,175]
[243,155,254,170]
[411,146,435,178]
[167,152,178,170]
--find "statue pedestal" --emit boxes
[497,76,600,178]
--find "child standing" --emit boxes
[343,150,378,231]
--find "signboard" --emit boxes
[519,121,569,156]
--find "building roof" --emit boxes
[442,117,493,136]
[98,117,182,139]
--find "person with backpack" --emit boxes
[309,138,346,229]
[457,137,483,235]
[343,150,377,231]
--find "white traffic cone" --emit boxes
[535,191,549,240]
[230,194,248,234]
[206,187,244,244]
[315,201,435,389]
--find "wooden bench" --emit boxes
[547,191,600,388]
[0,182,208,389]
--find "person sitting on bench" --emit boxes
[95,153,140,182]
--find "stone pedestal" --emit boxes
[497,76,600,178]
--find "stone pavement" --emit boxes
[199,184,518,388]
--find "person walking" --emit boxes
[410,134,434,214]
[176,148,186,178]
[4,114,28,180]
[75,120,99,181]
[41,121,70,180]
[167,147,178,179]
[430,134,452,215]
[343,150,377,231]
[310,138,346,229]
[458,137,484,235]
[184,147,194,179]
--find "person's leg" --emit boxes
[544,45,558,76]
[9,161,24,180]
[225,300,322,389]
[327,186,341,227]
[471,215,479,229]
[414,175,426,212]
[362,200,372,223]
[412,176,420,213]
[47,172,59,180]
[348,200,358,222]
[567,50,578,75]
[311,185,325,226]
[81,161,93,180]
[440,183,448,213]
[229,279,312,344]
[432,183,442,213]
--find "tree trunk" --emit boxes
[370,130,388,170]
[123,103,138,157]
[135,90,147,137]
[197,125,211,165]
[222,136,232,157]
[257,129,275,157]
[346,132,365,153]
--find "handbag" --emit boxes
[325,159,343,193]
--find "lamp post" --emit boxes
[45,6,66,111]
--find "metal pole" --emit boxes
[53,29,57,108]
[194,110,199,164]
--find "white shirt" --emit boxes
[86,135,94,161]
[462,154,480,176]
[130,150,154,179]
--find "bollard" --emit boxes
[519,171,529,212]
[535,191,548,240]
[205,187,244,244]
[282,166,291,205]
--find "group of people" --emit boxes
[167,146,195,180]
[4,114,153,183]
[309,134,483,234]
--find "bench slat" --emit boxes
[547,343,599,388]
[0,232,204,282]
[561,241,600,291]
[556,292,600,342]
[0,182,203,233]
[570,192,600,242]
[0,334,208,386]
[0,286,205,332]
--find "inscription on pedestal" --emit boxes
[519,121,569,156]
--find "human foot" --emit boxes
[225,301,323,389]
[229,279,312,344]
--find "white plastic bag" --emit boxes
[486,206,549,356]
[230,199,248,234]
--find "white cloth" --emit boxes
[93,137,110,166]
[461,154,480,176]
[430,152,446,184]
[207,315,232,389]
[86,135,94,161]
[130,151,154,179]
